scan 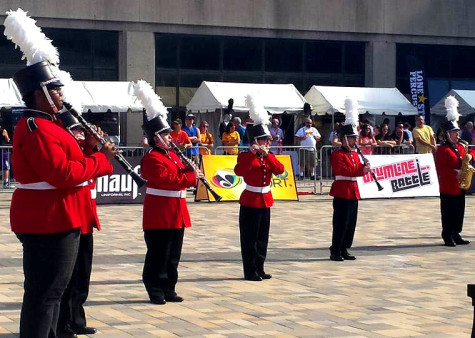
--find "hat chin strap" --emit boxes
[40,82,59,115]
[155,132,169,149]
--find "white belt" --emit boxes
[90,188,97,200]
[335,175,357,181]
[17,181,89,190]
[245,184,271,193]
[146,188,186,198]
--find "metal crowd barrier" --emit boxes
[319,144,415,194]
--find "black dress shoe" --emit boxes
[454,238,470,245]
[443,239,456,247]
[330,254,344,262]
[165,294,184,302]
[57,326,77,338]
[150,296,166,305]
[244,274,262,281]
[342,250,356,260]
[258,272,272,279]
[71,326,97,335]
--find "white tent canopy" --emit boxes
[186,81,307,114]
[0,79,143,112]
[0,79,25,108]
[64,81,143,112]
[431,89,475,116]
[304,86,418,116]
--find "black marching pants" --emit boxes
[440,193,466,240]
[16,228,80,338]
[330,197,358,255]
[142,228,184,300]
[58,233,93,330]
[239,205,271,278]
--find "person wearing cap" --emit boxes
[170,118,191,152]
[329,98,370,262]
[137,80,203,305]
[183,113,201,163]
[234,95,284,281]
[435,96,475,247]
[55,112,107,336]
[10,62,117,337]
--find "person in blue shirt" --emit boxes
[183,113,201,163]
[232,117,246,146]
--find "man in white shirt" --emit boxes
[295,117,321,180]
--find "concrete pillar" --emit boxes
[365,41,396,88]
[119,31,155,146]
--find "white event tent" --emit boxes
[186,81,308,147]
[304,86,418,116]
[0,78,25,108]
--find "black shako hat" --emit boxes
[441,120,460,133]
[339,124,358,137]
[142,115,172,141]
[247,123,271,141]
[13,60,63,98]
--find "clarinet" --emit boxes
[354,144,384,191]
[63,102,147,188]
[170,142,223,202]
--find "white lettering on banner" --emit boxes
[409,70,425,114]
[96,165,141,200]
[357,154,439,199]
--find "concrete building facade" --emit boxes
[1,0,475,144]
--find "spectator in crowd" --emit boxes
[232,117,246,145]
[199,120,214,155]
[328,122,340,144]
[294,117,321,180]
[375,125,396,154]
[460,121,474,145]
[373,125,381,138]
[183,113,201,163]
[412,115,436,154]
[222,122,240,155]
[382,118,390,128]
[358,123,377,155]
[403,122,413,143]
[219,113,233,140]
[0,119,11,188]
[436,127,445,144]
[269,118,284,154]
[241,117,252,146]
[141,133,150,149]
[170,119,191,152]
[390,122,412,150]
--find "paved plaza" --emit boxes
[0,192,474,337]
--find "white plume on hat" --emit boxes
[245,94,270,127]
[57,70,83,113]
[134,80,168,122]
[444,95,460,125]
[344,97,359,126]
[4,8,59,66]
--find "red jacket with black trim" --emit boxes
[10,116,113,234]
[436,143,475,195]
[329,148,366,200]
[234,151,285,208]
[141,148,196,230]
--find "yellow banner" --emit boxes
[196,154,298,202]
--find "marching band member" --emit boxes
[4,9,116,337]
[135,81,203,305]
[329,98,370,262]
[234,95,284,281]
[56,112,103,336]
[436,96,475,247]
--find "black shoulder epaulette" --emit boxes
[26,117,38,132]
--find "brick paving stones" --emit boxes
[0,193,474,336]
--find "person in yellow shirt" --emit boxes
[199,121,214,155]
[222,123,240,155]
[412,115,436,154]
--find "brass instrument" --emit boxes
[458,139,475,190]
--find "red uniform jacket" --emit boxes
[10,116,113,234]
[141,148,196,230]
[234,151,285,209]
[329,148,366,200]
[436,143,475,195]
